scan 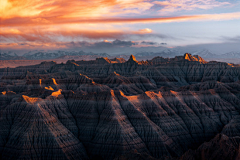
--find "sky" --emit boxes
[0,0,240,54]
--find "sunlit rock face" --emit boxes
[0,54,240,160]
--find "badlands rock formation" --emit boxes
[0,53,240,160]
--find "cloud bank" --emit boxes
[1,0,239,51]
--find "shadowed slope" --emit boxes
[0,54,240,160]
[0,95,88,160]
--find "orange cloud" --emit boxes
[1,0,237,28]
[0,0,153,19]
[1,12,240,27]
[1,0,239,51]
[0,27,158,42]
[0,42,70,50]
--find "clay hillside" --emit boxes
[0,53,240,160]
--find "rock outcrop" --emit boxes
[0,54,240,160]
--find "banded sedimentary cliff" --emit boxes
[0,53,240,160]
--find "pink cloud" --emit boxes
[154,0,230,13]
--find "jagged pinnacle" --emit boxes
[128,54,137,61]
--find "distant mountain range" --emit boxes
[0,51,109,60]
[221,51,240,58]
[1,49,239,63]
[23,50,110,60]
[134,49,182,59]
[0,52,26,60]
[192,49,217,58]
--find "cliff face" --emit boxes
[0,54,240,160]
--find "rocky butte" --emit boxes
[0,53,240,160]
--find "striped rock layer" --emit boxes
[0,54,240,160]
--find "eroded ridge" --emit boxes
[0,54,240,160]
